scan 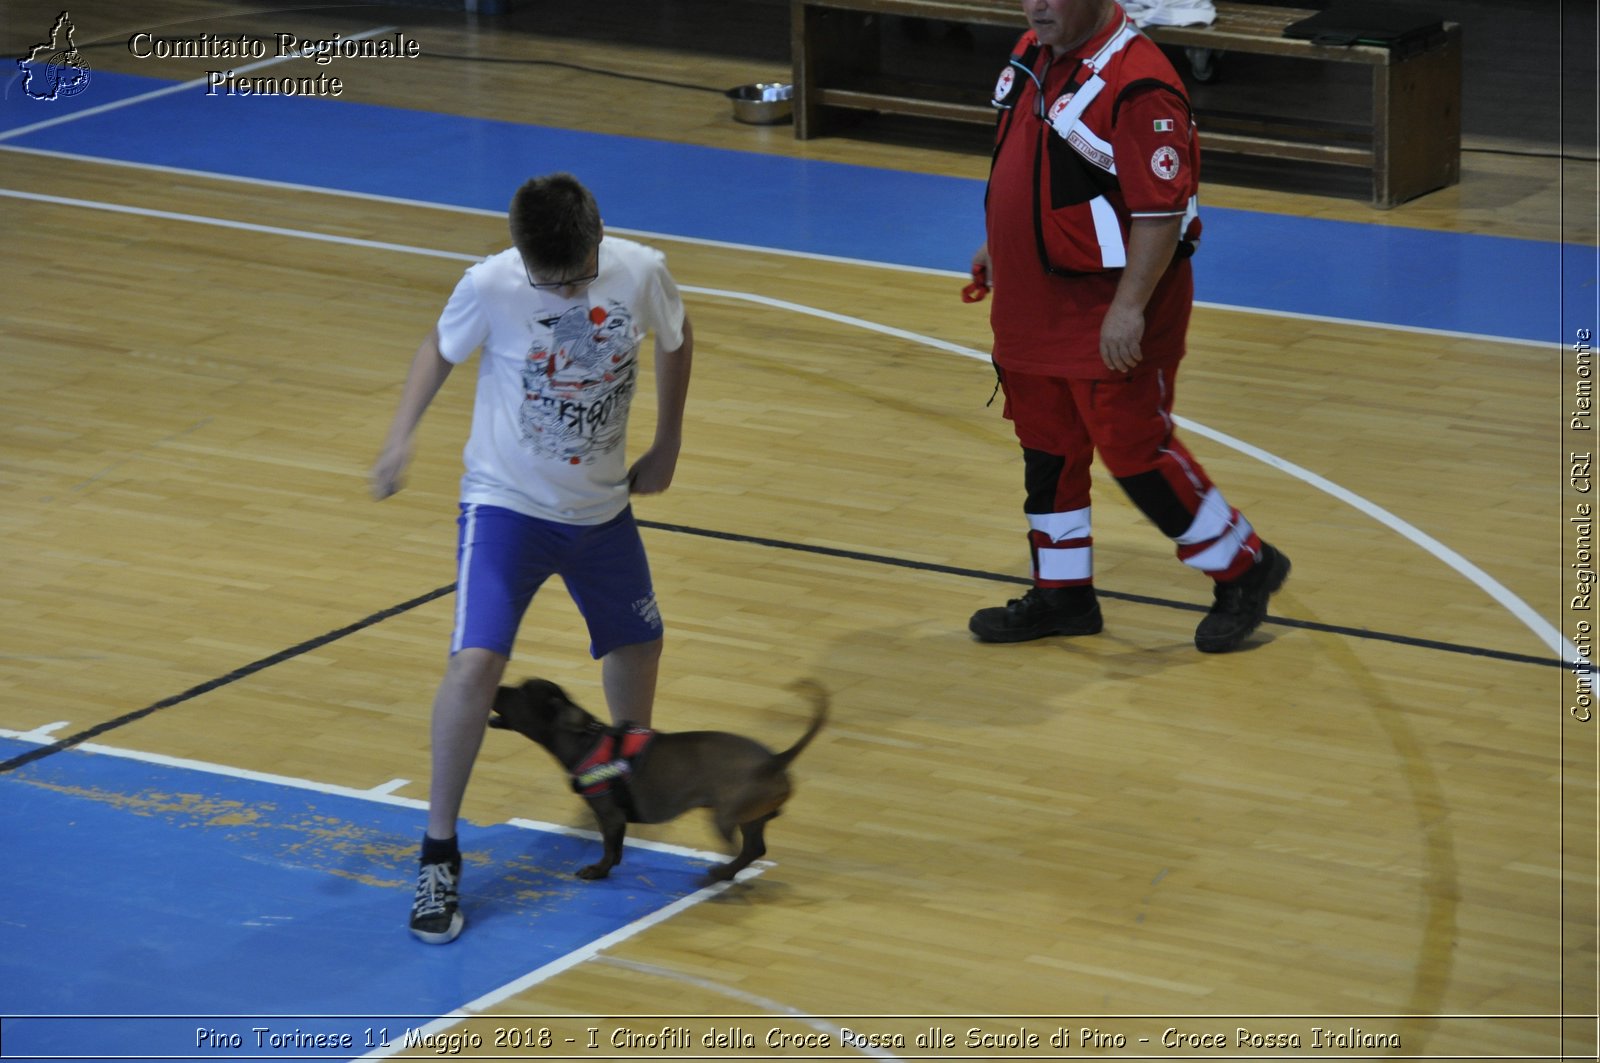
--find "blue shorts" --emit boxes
[451,503,663,660]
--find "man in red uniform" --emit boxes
[969,0,1289,653]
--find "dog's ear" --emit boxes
[553,699,593,734]
[523,677,569,701]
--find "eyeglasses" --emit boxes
[522,254,599,291]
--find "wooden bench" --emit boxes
[789,0,1461,208]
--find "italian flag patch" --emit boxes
[1152,118,1174,132]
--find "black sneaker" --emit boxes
[409,857,463,944]
[1194,543,1290,653]
[969,587,1103,643]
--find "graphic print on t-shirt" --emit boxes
[518,302,638,465]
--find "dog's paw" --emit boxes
[576,863,611,880]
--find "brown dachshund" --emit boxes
[489,678,828,883]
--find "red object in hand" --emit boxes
[961,264,990,303]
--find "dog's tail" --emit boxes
[767,679,829,772]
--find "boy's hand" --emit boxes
[627,444,679,495]
[370,440,412,500]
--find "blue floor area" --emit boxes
[0,737,718,1061]
[2,71,1590,343]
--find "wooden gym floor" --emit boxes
[0,1,1594,1059]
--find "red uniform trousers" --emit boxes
[999,363,1263,589]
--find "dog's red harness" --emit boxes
[571,725,655,816]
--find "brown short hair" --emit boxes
[508,173,602,276]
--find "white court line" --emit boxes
[0,143,956,281]
[0,725,743,867]
[354,877,773,1062]
[0,731,793,1057]
[0,725,770,1056]
[0,725,433,806]
[680,284,1583,675]
[0,731,796,1057]
[0,143,1551,350]
[13,721,71,740]
[1168,416,1573,672]
[0,187,479,259]
[0,26,400,142]
[0,187,1581,674]
[593,956,908,1062]
[687,284,986,360]
[510,815,775,869]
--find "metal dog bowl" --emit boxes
[727,82,793,125]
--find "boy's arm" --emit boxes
[371,328,455,500]
[628,312,694,495]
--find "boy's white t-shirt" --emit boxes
[434,236,686,525]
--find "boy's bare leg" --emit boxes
[426,646,508,839]
[601,637,662,728]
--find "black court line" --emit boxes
[0,585,456,774]
[637,520,1580,674]
[2,521,1579,774]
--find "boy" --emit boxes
[371,173,693,943]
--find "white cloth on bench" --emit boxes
[1121,0,1216,28]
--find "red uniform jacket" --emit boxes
[986,9,1202,378]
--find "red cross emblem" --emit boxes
[993,67,1014,101]
[1150,146,1181,181]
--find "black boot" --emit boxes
[1194,543,1290,653]
[969,587,1102,643]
